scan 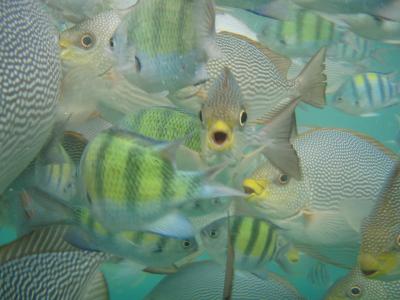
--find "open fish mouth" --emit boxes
[213,131,228,145]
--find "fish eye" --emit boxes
[349,285,361,297]
[80,33,94,49]
[208,228,219,239]
[239,110,247,127]
[279,174,289,184]
[199,110,203,122]
[337,97,343,102]
[182,240,192,249]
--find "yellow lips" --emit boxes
[207,120,233,152]
[358,252,398,278]
[59,38,73,60]
[242,178,269,201]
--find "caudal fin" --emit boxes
[296,47,327,108]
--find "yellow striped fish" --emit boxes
[332,72,400,116]
[200,215,279,271]
[79,127,242,231]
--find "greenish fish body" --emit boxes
[145,260,304,299]
[243,128,397,268]
[113,0,219,93]
[0,0,61,194]
[119,107,202,152]
[325,266,400,300]
[71,208,199,268]
[358,164,400,281]
[201,215,279,271]
[258,9,341,58]
[80,128,238,230]
[0,226,109,300]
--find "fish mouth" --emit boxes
[242,179,268,198]
[207,120,233,151]
[361,269,378,276]
[358,253,382,278]
[213,131,228,145]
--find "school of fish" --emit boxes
[1,0,400,299]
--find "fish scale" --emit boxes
[0,0,61,194]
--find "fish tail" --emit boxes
[195,0,221,59]
[295,47,327,108]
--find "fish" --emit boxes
[242,128,398,268]
[257,9,342,58]
[175,31,327,124]
[357,164,400,281]
[331,72,400,116]
[144,260,305,300]
[119,107,202,153]
[0,225,110,299]
[292,0,400,22]
[200,215,280,271]
[59,10,124,75]
[325,266,400,300]
[0,0,61,194]
[79,127,242,230]
[112,0,220,94]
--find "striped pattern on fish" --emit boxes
[0,0,61,193]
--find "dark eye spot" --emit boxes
[209,229,218,239]
[199,110,203,122]
[337,97,343,102]
[135,56,141,72]
[109,37,114,48]
[80,33,94,49]
[239,110,247,126]
[279,174,289,184]
[182,240,192,248]
[350,286,361,297]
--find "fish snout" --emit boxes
[208,120,233,151]
[358,253,380,277]
[242,178,268,201]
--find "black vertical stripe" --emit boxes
[244,219,260,257]
[94,132,114,202]
[258,226,274,264]
[123,145,144,207]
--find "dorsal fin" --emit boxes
[218,31,292,78]
[0,226,78,264]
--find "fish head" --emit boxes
[242,160,299,220]
[200,67,247,153]
[200,217,228,256]
[324,268,389,300]
[59,11,121,73]
[159,236,199,264]
[359,207,400,280]
[330,83,357,114]
[180,197,231,217]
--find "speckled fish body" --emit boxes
[358,164,400,281]
[0,0,61,194]
[325,266,400,300]
[0,226,109,300]
[243,128,398,268]
[145,260,304,300]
